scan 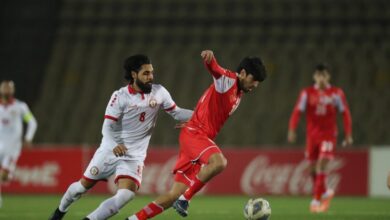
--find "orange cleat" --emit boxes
[320,189,335,212]
[310,201,323,213]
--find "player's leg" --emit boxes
[49,177,96,220]
[0,154,18,208]
[49,148,108,220]
[85,178,137,220]
[173,152,226,217]
[306,139,322,212]
[315,139,335,212]
[85,160,143,219]
[127,181,188,220]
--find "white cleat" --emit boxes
[127,215,138,220]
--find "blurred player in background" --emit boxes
[49,55,193,220]
[0,80,37,207]
[287,63,353,213]
[126,50,267,220]
[387,172,390,190]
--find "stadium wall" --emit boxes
[3,145,388,197]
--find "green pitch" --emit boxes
[1,194,389,220]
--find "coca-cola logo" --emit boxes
[241,155,344,195]
[12,162,60,187]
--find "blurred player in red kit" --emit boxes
[125,50,267,220]
[288,63,353,213]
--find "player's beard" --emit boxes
[238,80,250,93]
[1,94,13,101]
[135,78,153,94]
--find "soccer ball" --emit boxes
[243,198,271,220]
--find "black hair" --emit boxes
[236,56,267,82]
[123,54,151,83]
[315,63,330,72]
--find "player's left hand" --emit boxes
[342,135,353,147]
[113,144,127,157]
[201,50,214,64]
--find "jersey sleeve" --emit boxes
[204,57,237,93]
[104,91,124,121]
[336,88,352,136]
[21,102,37,142]
[288,89,307,131]
[160,86,177,112]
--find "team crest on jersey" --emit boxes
[90,166,99,176]
[149,99,157,108]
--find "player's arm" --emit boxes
[102,91,127,156]
[201,50,237,93]
[22,103,37,145]
[161,87,193,122]
[288,90,307,143]
[336,89,353,146]
[201,50,228,79]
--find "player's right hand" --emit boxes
[287,130,297,143]
[113,144,127,157]
[201,50,214,64]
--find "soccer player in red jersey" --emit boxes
[126,50,267,220]
[288,63,353,213]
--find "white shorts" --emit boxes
[83,148,144,188]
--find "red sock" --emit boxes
[183,177,205,200]
[311,172,316,189]
[135,202,164,220]
[314,173,326,200]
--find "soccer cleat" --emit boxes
[82,218,90,220]
[309,200,323,213]
[320,189,335,212]
[173,199,189,217]
[48,208,66,220]
[126,215,139,220]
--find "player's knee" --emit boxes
[69,181,88,200]
[115,189,135,208]
[212,155,228,173]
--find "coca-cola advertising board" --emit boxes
[3,146,368,196]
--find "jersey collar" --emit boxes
[314,84,331,90]
[127,84,145,100]
[0,97,15,106]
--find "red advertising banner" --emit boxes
[2,146,368,196]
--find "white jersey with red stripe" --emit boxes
[186,57,243,139]
[101,84,180,161]
[0,99,37,156]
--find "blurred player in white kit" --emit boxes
[49,54,193,220]
[0,80,37,207]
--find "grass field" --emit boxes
[0,194,389,220]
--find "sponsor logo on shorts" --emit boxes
[90,166,99,176]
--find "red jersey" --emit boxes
[289,85,352,139]
[186,57,243,139]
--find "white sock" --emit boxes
[87,189,135,220]
[311,199,320,206]
[59,181,88,212]
[178,195,186,201]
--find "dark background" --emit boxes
[1,0,389,147]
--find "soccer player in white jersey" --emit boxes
[49,54,193,220]
[0,80,37,207]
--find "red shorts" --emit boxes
[305,136,336,162]
[173,127,221,186]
